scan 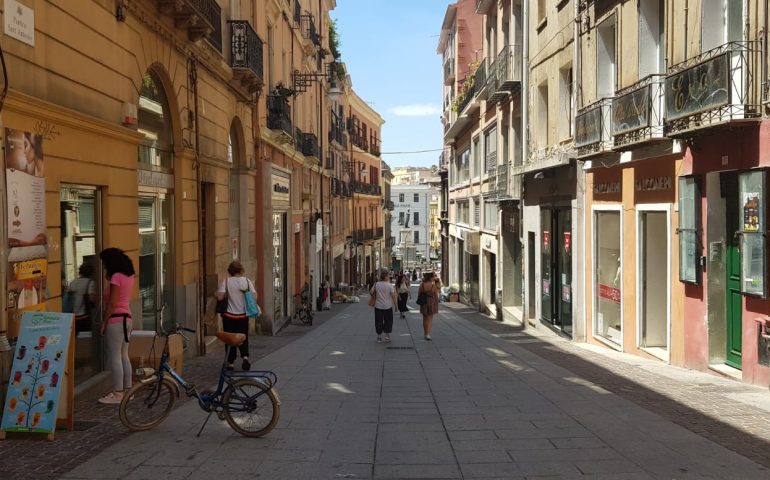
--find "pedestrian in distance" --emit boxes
[395,273,411,319]
[369,269,397,343]
[417,272,440,341]
[216,261,258,371]
[98,248,135,405]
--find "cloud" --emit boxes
[388,104,442,116]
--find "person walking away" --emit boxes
[216,261,258,370]
[98,248,135,404]
[418,272,439,341]
[321,275,331,310]
[396,274,411,319]
[370,270,397,343]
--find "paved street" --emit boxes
[47,292,770,480]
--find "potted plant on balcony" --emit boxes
[450,60,481,112]
[273,82,298,98]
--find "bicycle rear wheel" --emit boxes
[119,377,176,431]
[222,379,280,437]
[301,308,313,325]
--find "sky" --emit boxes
[331,0,445,169]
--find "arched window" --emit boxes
[138,71,173,170]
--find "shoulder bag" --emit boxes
[216,279,229,314]
[368,285,377,307]
[244,279,261,318]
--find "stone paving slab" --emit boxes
[20,294,770,479]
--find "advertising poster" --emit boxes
[5,128,48,337]
[1,312,73,434]
[743,192,760,232]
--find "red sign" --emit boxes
[564,232,571,254]
[543,231,550,251]
[598,283,621,304]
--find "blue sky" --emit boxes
[332,0,444,168]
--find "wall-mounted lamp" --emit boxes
[292,62,340,98]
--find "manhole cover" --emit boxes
[386,346,414,350]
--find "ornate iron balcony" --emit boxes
[612,74,666,149]
[575,97,614,159]
[486,45,522,103]
[302,133,319,159]
[267,95,292,138]
[229,21,263,90]
[665,41,760,136]
[156,0,219,42]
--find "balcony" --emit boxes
[475,0,496,14]
[267,95,292,140]
[300,13,321,52]
[444,56,455,86]
[486,45,522,103]
[665,41,760,137]
[575,98,614,159]
[156,0,219,42]
[229,21,263,92]
[302,133,319,160]
[353,228,382,243]
[370,140,381,157]
[611,74,665,149]
[474,58,489,101]
[350,180,382,196]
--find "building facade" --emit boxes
[391,184,432,271]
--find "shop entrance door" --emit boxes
[541,208,572,334]
[138,193,174,332]
[725,177,742,369]
[639,210,668,351]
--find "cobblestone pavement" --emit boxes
[0,304,347,480]
[58,295,769,479]
[453,303,770,470]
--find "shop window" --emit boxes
[138,71,173,171]
[594,210,622,345]
[678,176,701,284]
[739,170,767,297]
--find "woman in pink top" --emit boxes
[97,248,135,405]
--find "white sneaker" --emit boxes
[424,335,432,341]
[384,335,391,342]
[98,391,123,405]
[377,336,382,343]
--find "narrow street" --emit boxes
[54,293,770,480]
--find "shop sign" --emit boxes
[665,53,729,122]
[635,176,672,191]
[1,312,73,435]
[272,173,290,202]
[598,283,621,304]
[575,106,602,148]
[612,84,650,135]
[5,128,48,337]
[594,182,620,195]
[4,0,35,47]
[138,169,173,188]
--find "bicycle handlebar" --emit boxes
[178,326,196,334]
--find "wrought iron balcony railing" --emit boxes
[350,180,382,196]
[267,95,292,138]
[472,58,489,102]
[486,45,522,103]
[229,21,263,88]
[370,141,381,157]
[302,133,319,159]
[575,97,614,159]
[156,0,219,42]
[300,13,320,47]
[612,74,665,149]
[665,41,760,136]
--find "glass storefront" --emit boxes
[541,210,553,321]
[272,213,287,319]
[60,186,102,386]
[138,194,174,331]
[594,210,622,344]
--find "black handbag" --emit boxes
[416,292,427,306]
[216,280,229,314]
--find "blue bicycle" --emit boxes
[118,325,280,437]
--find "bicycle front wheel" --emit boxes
[119,377,176,431]
[223,379,280,437]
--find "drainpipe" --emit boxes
[764,0,768,102]
[684,0,688,60]
[189,58,205,355]
[575,0,585,343]
[520,0,529,323]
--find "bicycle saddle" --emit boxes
[216,332,246,346]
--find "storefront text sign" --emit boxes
[138,169,173,189]
[612,84,650,135]
[4,0,35,47]
[598,284,621,304]
[594,182,620,195]
[635,176,672,191]
[665,53,729,122]
[575,106,602,148]
[1,312,73,435]
[271,173,290,203]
